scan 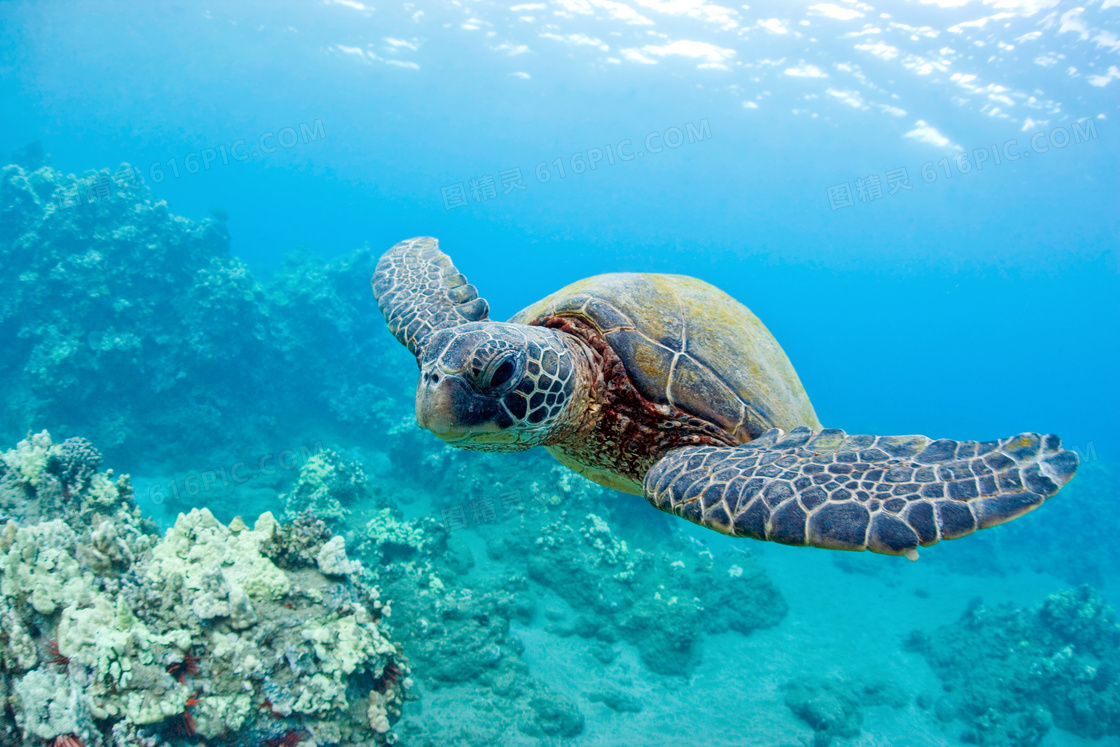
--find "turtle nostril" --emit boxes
[431,373,440,384]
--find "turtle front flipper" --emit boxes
[372,236,489,357]
[643,427,1078,559]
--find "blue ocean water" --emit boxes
[1,1,1119,745]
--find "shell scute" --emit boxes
[582,295,634,332]
[668,352,747,435]
[602,329,675,400]
[510,272,820,445]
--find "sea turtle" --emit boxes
[372,237,1078,559]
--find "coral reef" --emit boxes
[910,585,1120,745]
[388,579,584,743]
[487,492,788,677]
[0,432,407,745]
[277,439,791,741]
[276,425,790,741]
[281,448,583,743]
[281,450,378,525]
[0,162,412,469]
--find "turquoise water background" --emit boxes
[2,1,1119,745]
[3,0,1117,454]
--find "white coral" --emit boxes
[2,431,52,486]
[317,535,359,576]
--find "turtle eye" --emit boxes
[488,359,516,388]
[479,352,521,392]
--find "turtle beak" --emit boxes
[415,374,459,437]
[415,370,505,443]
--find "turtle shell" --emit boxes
[509,273,821,443]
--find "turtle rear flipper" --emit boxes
[643,427,1078,558]
[372,236,489,357]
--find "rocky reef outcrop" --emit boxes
[782,675,905,747]
[0,162,411,469]
[0,432,408,746]
[278,443,792,743]
[910,585,1120,746]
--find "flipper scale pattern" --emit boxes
[643,426,1078,558]
[372,236,489,356]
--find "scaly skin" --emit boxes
[372,236,489,356]
[645,428,1079,558]
[412,321,595,452]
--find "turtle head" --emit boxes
[414,322,582,452]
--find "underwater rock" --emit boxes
[783,675,906,747]
[1037,584,1120,657]
[587,687,643,713]
[411,587,518,683]
[913,584,1120,745]
[783,677,862,747]
[261,510,336,570]
[0,432,409,746]
[376,561,581,744]
[619,590,705,676]
[520,694,585,738]
[45,436,103,491]
[362,507,433,566]
[588,640,620,664]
